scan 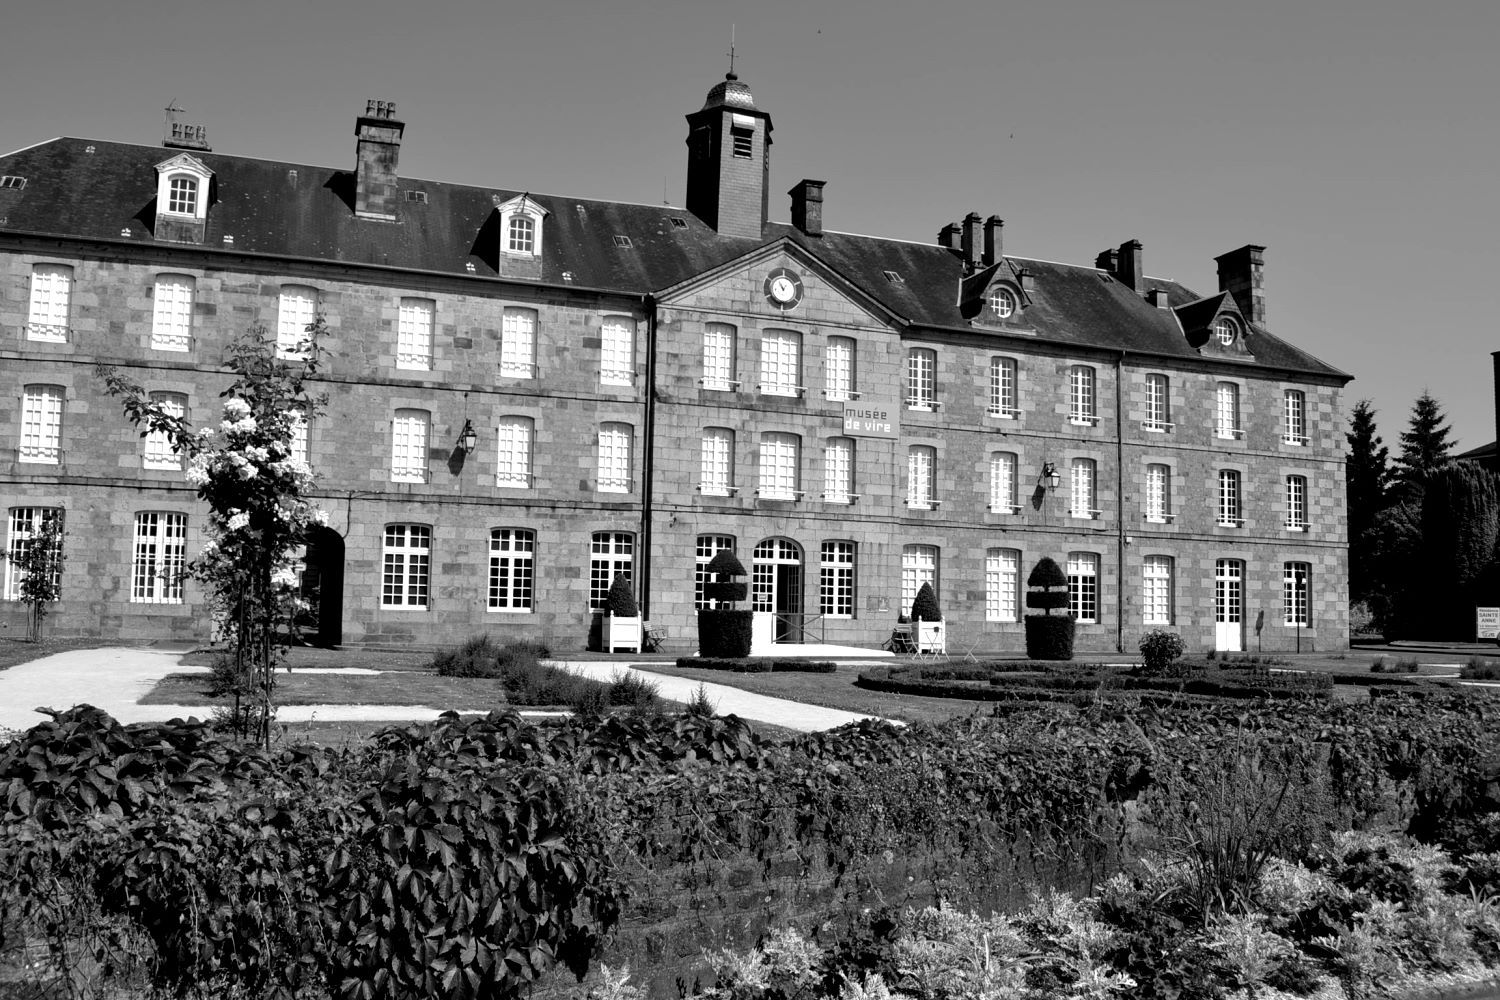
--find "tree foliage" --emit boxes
[99,321,328,746]
[910,582,941,622]
[3,508,66,641]
[1394,391,1454,503]
[1346,400,1392,604]
[1418,463,1500,638]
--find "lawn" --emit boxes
[143,670,516,710]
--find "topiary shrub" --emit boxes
[1024,557,1075,660]
[604,573,638,617]
[911,582,942,622]
[699,549,751,657]
[1138,629,1187,676]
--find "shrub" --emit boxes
[1462,657,1500,680]
[910,582,942,622]
[1138,630,1186,676]
[686,681,717,717]
[698,609,754,657]
[608,671,660,711]
[433,633,502,678]
[1394,656,1420,673]
[680,657,837,673]
[604,574,638,617]
[1026,615,1075,661]
[1370,657,1388,673]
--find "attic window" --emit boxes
[404,190,427,203]
[882,270,905,284]
[613,235,633,249]
[0,176,25,190]
[167,176,198,215]
[669,216,688,229]
[988,287,1017,319]
[1214,317,1239,345]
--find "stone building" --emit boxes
[0,75,1350,652]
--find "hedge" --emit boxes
[1025,614,1075,659]
[675,657,837,674]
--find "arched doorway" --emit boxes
[752,538,803,644]
[301,527,345,647]
[1214,558,1244,652]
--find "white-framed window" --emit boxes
[900,544,938,614]
[695,534,734,609]
[988,286,1017,319]
[985,548,1020,623]
[906,348,937,410]
[501,307,538,379]
[507,215,535,255]
[396,297,435,371]
[1286,475,1308,530]
[819,540,856,618]
[288,409,310,467]
[700,427,734,496]
[989,357,1018,418]
[989,452,1019,513]
[1215,316,1238,346]
[5,507,63,601]
[1070,458,1098,519]
[1144,373,1171,431]
[589,531,634,610]
[1067,551,1099,624]
[703,322,738,390]
[143,392,186,470]
[167,176,198,216]
[131,511,187,604]
[1284,389,1308,445]
[823,436,855,504]
[391,409,430,483]
[276,285,317,359]
[825,336,856,401]
[151,274,194,351]
[1283,561,1311,626]
[381,524,431,608]
[758,431,801,501]
[19,384,64,464]
[1069,365,1097,425]
[1218,469,1242,526]
[760,330,802,397]
[27,263,72,342]
[907,445,937,509]
[495,416,533,489]
[1143,555,1174,625]
[600,315,635,386]
[751,538,802,613]
[487,528,534,612]
[598,422,632,493]
[1215,382,1242,440]
[1145,463,1172,523]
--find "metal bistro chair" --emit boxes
[886,621,916,654]
[642,621,668,652]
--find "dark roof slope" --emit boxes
[0,136,1348,380]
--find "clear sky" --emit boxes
[6,0,1497,452]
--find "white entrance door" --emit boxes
[751,538,804,645]
[1215,559,1244,652]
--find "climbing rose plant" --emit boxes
[101,320,328,746]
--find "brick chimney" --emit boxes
[961,212,983,271]
[1117,239,1144,295]
[983,216,1004,267]
[789,179,825,237]
[354,99,405,221]
[1095,248,1118,273]
[162,102,211,151]
[938,222,962,253]
[1215,244,1267,327]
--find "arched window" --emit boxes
[589,532,634,610]
[495,416,534,488]
[167,175,198,215]
[381,524,431,608]
[487,529,534,612]
[985,548,1020,622]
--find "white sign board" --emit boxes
[1477,607,1500,641]
[842,403,897,438]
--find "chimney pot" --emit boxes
[961,212,983,270]
[355,99,405,221]
[789,179,825,237]
[938,223,962,253]
[1118,239,1144,295]
[1214,244,1268,327]
[983,216,1004,267]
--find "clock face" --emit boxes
[763,267,804,310]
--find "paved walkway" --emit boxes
[0,647,893,735]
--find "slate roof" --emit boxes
[0,136,1348,381]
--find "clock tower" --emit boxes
[685,71,773,239]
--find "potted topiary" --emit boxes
[910,582,945,654]
[604,573,642,653]
[1024,557,1075,660]
[698,550,753,657]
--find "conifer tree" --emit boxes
[1346,400,1392,604]
[1394,391,1454,502]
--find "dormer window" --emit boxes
[988,286,1017,319]
[496,194,548,259]
[1214,316,1238,345]
[167,176,198,215]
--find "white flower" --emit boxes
[313,508,330,526]
[227,513,250,531]
[223,397,251,418]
